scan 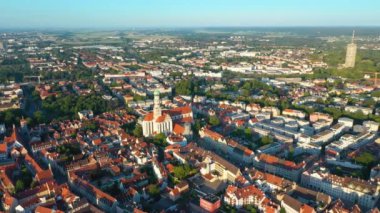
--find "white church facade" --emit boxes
[142,90,193,137]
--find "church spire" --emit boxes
[153,90,162,120]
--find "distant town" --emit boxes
[1,28,380,213]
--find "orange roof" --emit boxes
[173,124,185,135]
[284,109,294,113]
[4,126,21,144]
[266,173,283,186]
[155,114,167,123]
[36,169,53,181]
[111,165,120,174]
[226,185,265,200]
[61,186,70,197]
[144,112,154,121]
[25,154,43,173]
[134,208,147,213]
[92,138,102,145]
[259,153,302,169]
[3,193,16,207]
[326,149,338,156]
[265,206,277,213]
[203,173,214,181]
[244,148,253,156]
[166,164,174,173]
[301,204,315,213]
[171,188,180,196]
[168,106,192,114]
[259,154,278,164]
[235,120,245,126]
[0,143,6,153]
[202,128,223,141]
[180,117,193,123]
[35,206,64,213]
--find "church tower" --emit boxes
[344,30,357,68]
[153,90,162,120]
[20,117,28,134]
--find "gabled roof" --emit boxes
[173,124,185,135]
[4,125,22,144]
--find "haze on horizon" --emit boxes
[1,0,380,29]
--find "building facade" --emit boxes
[343,31,357,68]
[142,90,173,137]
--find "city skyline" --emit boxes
[1,0,380,29]
[2,2,380,213]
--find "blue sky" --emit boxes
[1,0,380,29]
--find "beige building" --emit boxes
[301,164,380,210]
[343,31,357,68]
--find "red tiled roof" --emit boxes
[35,206,64,213]
[226,184,264,200]
[202,128,223,141]
[144,113,154,121]
[92,138,102,146]
[155,114,167,123]
[36,169,53,182]
[168,106,192,115]
[259,153,303,170]
[266,173,283,186]
[180,117,193,123]
[134,208,147,213]
[4,126,21,144]
[166,164,174,173]
[173,124,185,135]
[301,204,315,213]
[0,143,6,153]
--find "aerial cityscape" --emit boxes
[1,1,380,213]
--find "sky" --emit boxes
[1,0,380,29]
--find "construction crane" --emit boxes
[363,72,380,86]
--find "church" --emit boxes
[142,91,193,137]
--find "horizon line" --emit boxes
[1,25,380,32]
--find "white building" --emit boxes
[338,117,354,129]
[301,165,380,210]
[142,91,173,137]
[345,106,372,115]
[363,121,379,132]
[142,91,193,137]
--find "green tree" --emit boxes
[246,205,257,213]
[260,136,273,146]
[363,98,376,107]
[354,152,376,166]
[173,164,195,180]
[193,120,202,133]
[15,180,25,193]
[372,90,380,97]
[133,124,143,137]
[0,109,22,126]
[147,184,160,197]
[175,79,193,95]
[153,133,167,146]
[33,111,46,124]
[82,120,98,132]
[208,115,221,126]
[244,128,252,140]
[324,107,343,120]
